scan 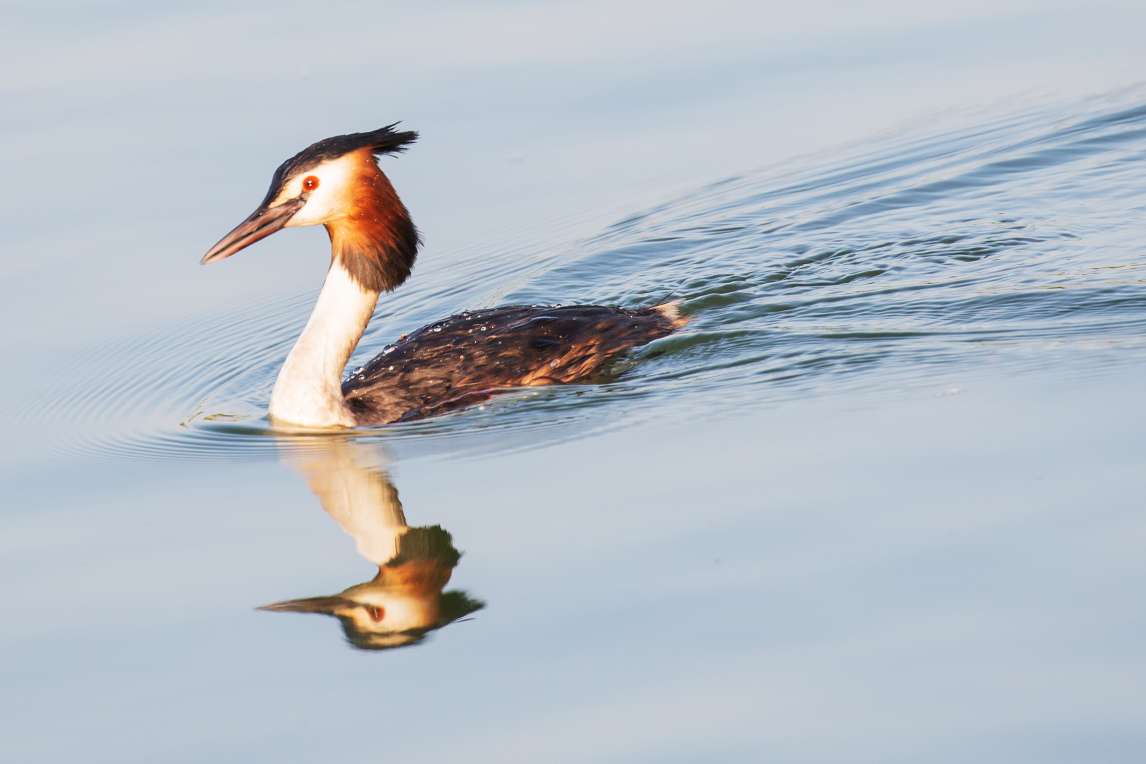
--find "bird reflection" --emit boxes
[260,438,483,650]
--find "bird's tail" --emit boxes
[654,300,689,330]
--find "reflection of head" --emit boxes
[261,525,484,651]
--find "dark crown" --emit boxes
[260,123,418,208]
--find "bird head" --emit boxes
[201,124,421,292]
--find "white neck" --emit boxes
[269,260,380,427]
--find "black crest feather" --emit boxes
[260,123,418,208]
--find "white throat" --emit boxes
[269,260,380,427]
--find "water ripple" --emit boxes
[41,88,1146,464]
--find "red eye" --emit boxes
[302,175,319,191]
[366,605,385,622]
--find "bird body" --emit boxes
[344,302,681,424]
[202,125,684,428]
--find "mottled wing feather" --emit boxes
[342,305,678,424]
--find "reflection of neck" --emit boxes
[269,260,380,428]
[291,441,407,564]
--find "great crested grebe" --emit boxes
[201,124,685,428]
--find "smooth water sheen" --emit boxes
[4,5,1146,760]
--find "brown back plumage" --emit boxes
[343,304,683,424]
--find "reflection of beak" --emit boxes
[258,595,355,615]
[200,197,305,264]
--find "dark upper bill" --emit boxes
[200,197,305,264]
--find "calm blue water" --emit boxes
[3,3,1146,762]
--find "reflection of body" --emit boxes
[261,441,482,650]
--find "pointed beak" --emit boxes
[258,595,356,615]
[200,197,306,264]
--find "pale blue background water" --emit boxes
[3,2,1146,761]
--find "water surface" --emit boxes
[3,4,1146,761]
